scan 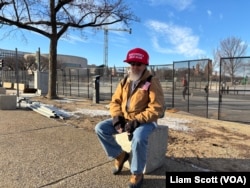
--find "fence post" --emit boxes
[92,75,100,103]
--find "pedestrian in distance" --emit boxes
[182,76,188,100]
[204,83,209,101]
[95,48,165,188]
[204,83,208,95]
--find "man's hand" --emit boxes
[125,120,140,133]
[125,120,140,141]
[112,116,126,133]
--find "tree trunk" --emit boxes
[47,36,58,99]
[46,0,57,99]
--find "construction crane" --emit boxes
[102,27,132,75]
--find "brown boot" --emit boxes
[112,151,129,175]
[128,174,144,188]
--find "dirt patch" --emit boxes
[29,96,250,172]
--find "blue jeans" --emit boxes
[95,118,156,174]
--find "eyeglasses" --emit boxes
[129,62,142,67]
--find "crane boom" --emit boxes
[102,27,132,75]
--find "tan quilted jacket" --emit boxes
[109,69,165,123]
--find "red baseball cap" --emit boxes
[123,48,149,65]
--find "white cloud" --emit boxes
[62,35,87,43]
[146,20,205,57]
[149,0,193,11]
[207,10,212,16]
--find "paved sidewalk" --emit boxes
[0,108,198,188]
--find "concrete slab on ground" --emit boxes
[0,109,198,188]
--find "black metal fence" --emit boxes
[0,70,34,89]
[172,59,212,118]
[1,57,250,124]
[55,65,173,104]
[218,57,250,124]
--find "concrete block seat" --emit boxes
[0,94,17,110]
[115,125,168,174]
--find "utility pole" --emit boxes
[102,27,132,76]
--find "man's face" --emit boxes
[128,62,146,81]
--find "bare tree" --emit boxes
[2,56,18,71]
[24,55,37,71]
[39,55,50,72]
[24,54,49,72]
[2,55,26,71]
[0,0,138,99]
[215,36,248,83]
